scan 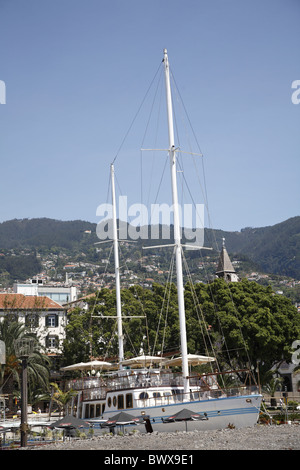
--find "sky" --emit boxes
[0,0,299,233]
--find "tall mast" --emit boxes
[163,49,189,396]
[111,163,124,368]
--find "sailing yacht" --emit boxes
[62,50,262,432]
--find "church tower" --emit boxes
[215,238,239,282]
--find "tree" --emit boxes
[50,382,77,416]
[62,279,300,386]
[0,319,51,411]
[192,279,300,382]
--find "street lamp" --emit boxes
[14,337,35,447]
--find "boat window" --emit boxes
[126,393,133,408]
[139,392,149,400]
[96,404,101,417]
[117,395,124,410]
[153,392,161,398]
[113,396,117,407]
[108,397,111,407]
[102,404,105,414]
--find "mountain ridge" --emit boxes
[0,216,299,280]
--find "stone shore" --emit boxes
[25,424,300,451]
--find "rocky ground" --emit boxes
[24,424,300,451]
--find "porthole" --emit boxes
[108,397,111,407]
[113,396,117,406]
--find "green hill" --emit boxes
[0,216,299,281]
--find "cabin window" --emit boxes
[153,392,161,398]
[108,397,111,407]
[96,404,101,417]
[126,393,133,408]
[113,396,117,407]
[117,395,124,409]
[139,392,149,400]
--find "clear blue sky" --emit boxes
[0,0,299,232]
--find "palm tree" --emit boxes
[0,319,50,411]
[262,375,284,407]
[50,382,78,417]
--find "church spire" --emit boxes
[215,238,239,282]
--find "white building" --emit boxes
[13,279,77,305]
[0,293,66,356]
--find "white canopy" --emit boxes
[165,354,216,367]
[61,360,114,371]
[121,355,167,367]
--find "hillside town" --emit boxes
[1,242,299,305]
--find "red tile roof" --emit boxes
[0,293,64,310]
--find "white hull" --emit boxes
[84,392,262,433]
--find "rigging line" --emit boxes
[170,70,213,242]
[160,252,176,358]
[112,60,163,165]
[171,71,204,158]
[146,153,169,231]
[176,157,206,232]
[145,77,164,210]
[181,250,215,356]
[140,65,163,149]
[181,252,226,387]
[171,70,196,161]
[152,249,175,356]
[116,239,151,354]
[121,317,138,357]
[164,71,210,249]
[194,245,234,367]
[104,319,119,360]
[88,241,114,357]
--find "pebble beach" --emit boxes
[26,424,300,451]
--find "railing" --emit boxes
[66,371,184,393]
[133,385,260,409]
[67,371,260,404]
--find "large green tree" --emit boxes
[62,279,300,384]
[189,279,300,381]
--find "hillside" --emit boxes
[0,216,299,283]
[207,216,300,279]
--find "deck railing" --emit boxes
[66,371,260,404]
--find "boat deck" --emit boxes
[66,369,259,403]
